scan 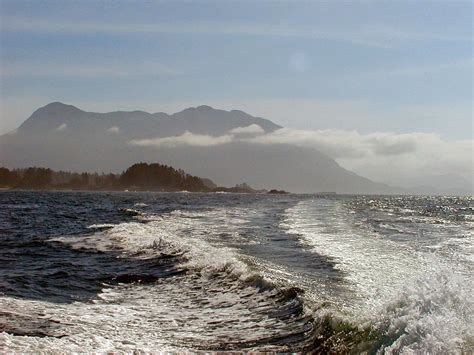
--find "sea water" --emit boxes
[0,191,472,353]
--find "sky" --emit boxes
[0,0,472,187]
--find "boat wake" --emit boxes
[2,209,315,352]
[1,193,472,353]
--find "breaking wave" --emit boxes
[2,209,315,352]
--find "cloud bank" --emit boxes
[130,131,233,148]
[129,125,473,187]
[247,128,473,185]
[229,124,265,135]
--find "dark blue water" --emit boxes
[1,191,472,352]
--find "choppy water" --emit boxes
[0,191,472,353]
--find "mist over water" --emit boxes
[1,191,472,353]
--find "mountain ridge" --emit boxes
[17,102,281,138]
[2,102,466,195]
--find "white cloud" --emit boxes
[128,125,473,186]
[55,123,67,131]
[338,135,473,188]
[365,133,418,156]
[246,128,473,186]
[106,126,120,133]
[130,125,265,148]
[249,127,423,160]
[129,131,233,148]
[246,128,367,158]
[229,124,265,135]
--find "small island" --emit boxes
[268,189,289,194]
[0,163,289,194]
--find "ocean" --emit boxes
[0,191,472,353]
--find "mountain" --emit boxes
[17,102,281,138]
[1,102,403,193]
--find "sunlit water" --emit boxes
[0,191,472,353]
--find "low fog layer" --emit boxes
[1,102,471,194]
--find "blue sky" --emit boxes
[0,0,472,139]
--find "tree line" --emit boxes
[0,163,212,192]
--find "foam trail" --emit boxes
[282,199,428,312]
[282,198,473,352]
[2,193,472,353]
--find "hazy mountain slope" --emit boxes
[140,143,396,194]
[1,102,399,193]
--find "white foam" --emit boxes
[4,208,268,351]
[1,295,180,352]
[1,270,306,353]
[373,266,473,353]
[52,208,252,278]
[282,199,428,312]
[282,198,474,352]
[4,206,312,352]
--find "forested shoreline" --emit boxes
[0,163,213,192]
[0,162,272,193]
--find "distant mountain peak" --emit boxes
[18,102,85,131]
[40,102,84,112]
[44,101,71,107]
[196,105,214,110]
[31,102,84,119]
[177,105,216,115]
[175,105,262,120]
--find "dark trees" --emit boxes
[119,163,208,191]
[0,162,210,191]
